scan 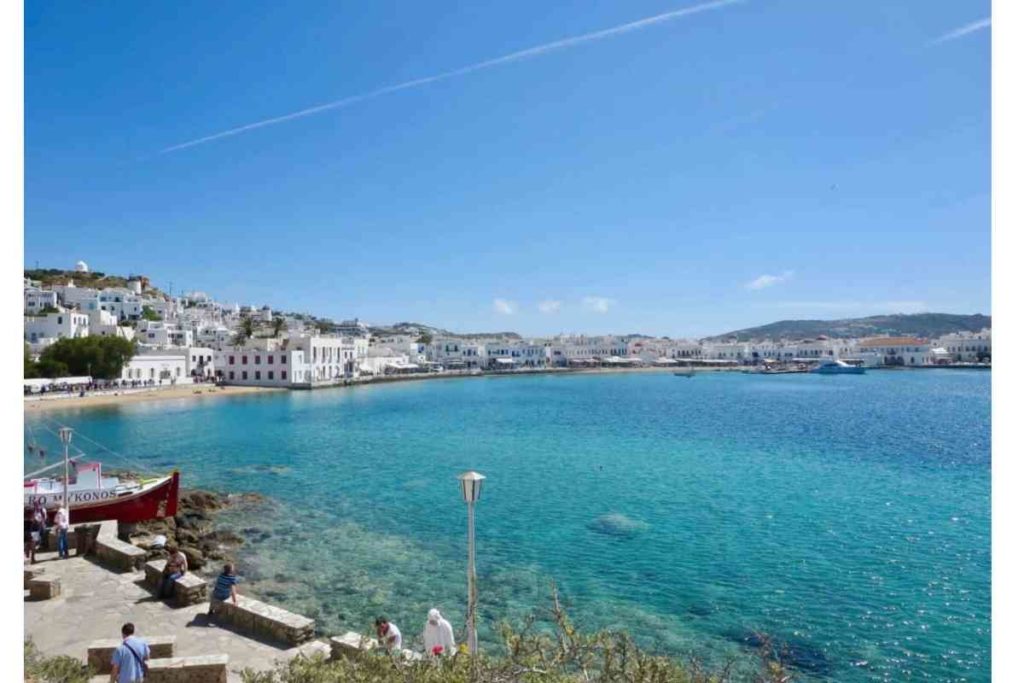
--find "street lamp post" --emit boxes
[58,427,73,518]
[457,471,486,654]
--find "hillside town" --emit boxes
[24,263,992,393]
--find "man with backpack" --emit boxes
[110,623,149,683]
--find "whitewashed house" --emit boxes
[24,308,90,344]
[935,331,991,362]
[120,353,188,384]
[24,286,58,314]
[857,337,933,366]
[87,309,135,341]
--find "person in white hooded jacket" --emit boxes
[422,608,455,656]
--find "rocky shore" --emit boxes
[120,487,265,572]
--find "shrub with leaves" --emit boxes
[240,589,793,683]
[24,639,92,683]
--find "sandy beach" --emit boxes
[24,384,284,412]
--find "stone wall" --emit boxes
[147,654,229,683]
[213,596,315,646]
[87,636,176,674]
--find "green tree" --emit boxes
[37,305,60,315]
[233,316,255,345]
[38,336,136,379]
[141,306,162,322]
[36,357,70,379]
[24,343,38,379]
[272,316,286,337]
[416,333,433,345]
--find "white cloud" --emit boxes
[582,296,614,313]
[538,300,562,314]
[745,270,794,291]
[493,298,516,315]
[931,17,990,45]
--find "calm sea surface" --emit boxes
[26,370,990,680]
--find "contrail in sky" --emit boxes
[160,0,743,153]
[930,17,990,45]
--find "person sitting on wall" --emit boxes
[160,545,188,599]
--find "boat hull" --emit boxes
[813,367,866,375]
[25,471,180,524]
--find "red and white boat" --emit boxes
[24,461,180,524]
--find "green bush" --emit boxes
[24,639,92,683]
[240,591,793,683]
[38,336,135,379]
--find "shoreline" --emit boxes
[23,363,987,413]
[24,383,285,412]
[22,366,732,412]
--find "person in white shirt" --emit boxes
[375,616,402,652]
[53,506,70,559]
[422,608,455,656]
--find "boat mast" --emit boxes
[58,427,73,517]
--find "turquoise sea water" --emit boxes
[26,370,990,680]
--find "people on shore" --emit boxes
[422,608,455,657]
[375,616,402,653]
[208,563,240,619]
[53,505,70,559]
[24,518,36,563]
[159,546,188,598]
[30,499,48,550]
[110,622,149,683]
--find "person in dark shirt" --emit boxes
[208,563,240,619]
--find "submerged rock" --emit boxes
[587,513,650,538]
[722,628,831,677]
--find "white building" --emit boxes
[24,308,90,344]
[857,337,933,366]
[215,335,365,388]
[935,331,991,362]
[24,287,58,314]
[547,336,629,366]
[335,319,371,338]
[425,338,486,369]
[136,320,194,348]
[120,353,188,384]
[53,282,100,310]
[87,309,135,341]
[98,289,144,321]
[700,342,751,363]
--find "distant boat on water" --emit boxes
[674,368,696,377]
[812,360,866,375]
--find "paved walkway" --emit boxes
[24,550,329,682]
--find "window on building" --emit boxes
[242,356,248,365]
[255,355,261,364]
[268,371,274,380]
[255,371,261,380]
[242,371,248,380]
[229,356,235,365]
[281,355,287,364]
[229,371,235,380]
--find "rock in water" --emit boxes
[587,513,649,538]
[180,546,206,570]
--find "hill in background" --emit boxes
[706,313,991,342]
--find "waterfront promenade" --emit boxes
[24,549,328,682]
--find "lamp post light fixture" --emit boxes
[58,427,73,516]
[457,470,486,654]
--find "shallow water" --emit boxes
[26,370,991,680]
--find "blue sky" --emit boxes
[24,0,990,337]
